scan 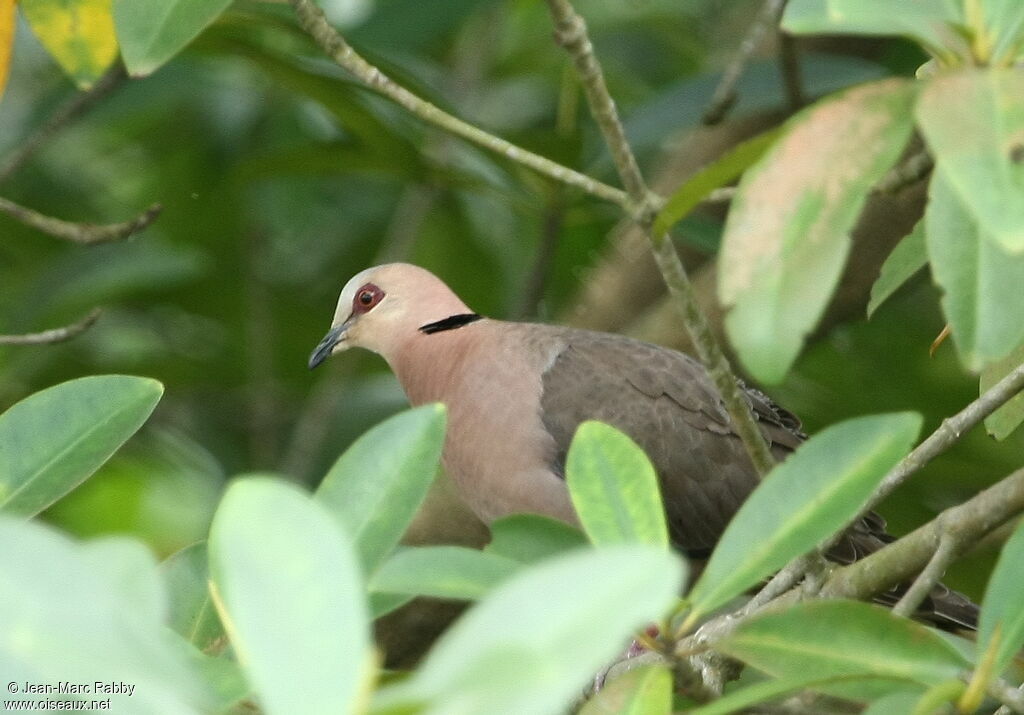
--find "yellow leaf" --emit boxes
[19,0,117,88]
[0,0,14,101]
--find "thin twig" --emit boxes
[993,681,1024,715]
[703,0,788,125]
[0,308,102,345]
[821,467,1024,603]
[677,465,1024,693]
[891,530,957,618]
[874,151,934,194]
[747,552,827,613]
[0,197,162,244]
[792,358,1024,575]
[871,360,1024,511]
[287,0,634,215]
[544,0,776,476]
[706,186,736,203]
[0,64,128,184]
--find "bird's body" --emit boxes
[310,263,977,628]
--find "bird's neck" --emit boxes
[387,323,481,406]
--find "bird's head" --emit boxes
[308,263,473,369]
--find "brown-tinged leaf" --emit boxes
[719,78,916,383]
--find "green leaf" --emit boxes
[0,375,163,517]
[718,601,969,699]
[316,403,446,574]
[208,478,371,715]
[484,513,588,564]
[376,546,685,715]
[979,1,1024,63]
[980,343,1024,440]
[579,665,672,715]
[652,128,782,237]
[690,674,900,715]
[782,0,963,59]
[686,412,922,622]
[19,0,118,87]
[978,518,1024,677]
[862,692,928,715]
[566,421,669,548]
[0,518,212,712]
[719,79,916,383]
[369,592,414,619]
[161,542,224,653]
[369,546,520,601]
[167,632,250,711]
[924,170,1024,370]
[917,68,1024,253]
[867,220,927,317]
[112,0,232,76]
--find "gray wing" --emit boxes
[537,329,800,555]
[536,328,979,628]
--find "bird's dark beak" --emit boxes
[308,320,350,370]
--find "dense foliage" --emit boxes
[1,0,1023,713]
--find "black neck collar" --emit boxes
[419,313,483,334]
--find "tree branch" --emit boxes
[0,64,127,184]
[891,529,957,618]
[0,308,102,345]
[993,680,1024,715]
[0,197,162,244]
[287,0,634,215]
[777,357,1024,586]
[543,0,776,476]
[821,467,1024,603]
[874,151,933,194]
[870,359,1024,512]
[702,0,788,126]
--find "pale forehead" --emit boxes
[338,266,380,302]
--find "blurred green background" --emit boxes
[1,0,1018,598]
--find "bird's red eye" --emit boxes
[352,283,384,313]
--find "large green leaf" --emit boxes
[19,0,118,87]
[370,546,520,601]
[0,375,163,517]
[718,601,969,699]
[979,1,1024,63]
[917,68,1024,254]
[686,412,922,623]
[980,344,1024,440]
[690,674,901,715]
[782,0,963,59]
[484,513,588,564]
[566,421,669,548]
[924,170,1024,371]
[719,79,916,383]
[579,665,672,715]
[112,0,232,76]
[375,546,685,715]
[0,518,211,713]
[977,518,1024,678]
[316,403,446,574]
[208,478,371,715]
[652,128,781,237]
[867,220,927,318]
[161,542,224,653]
